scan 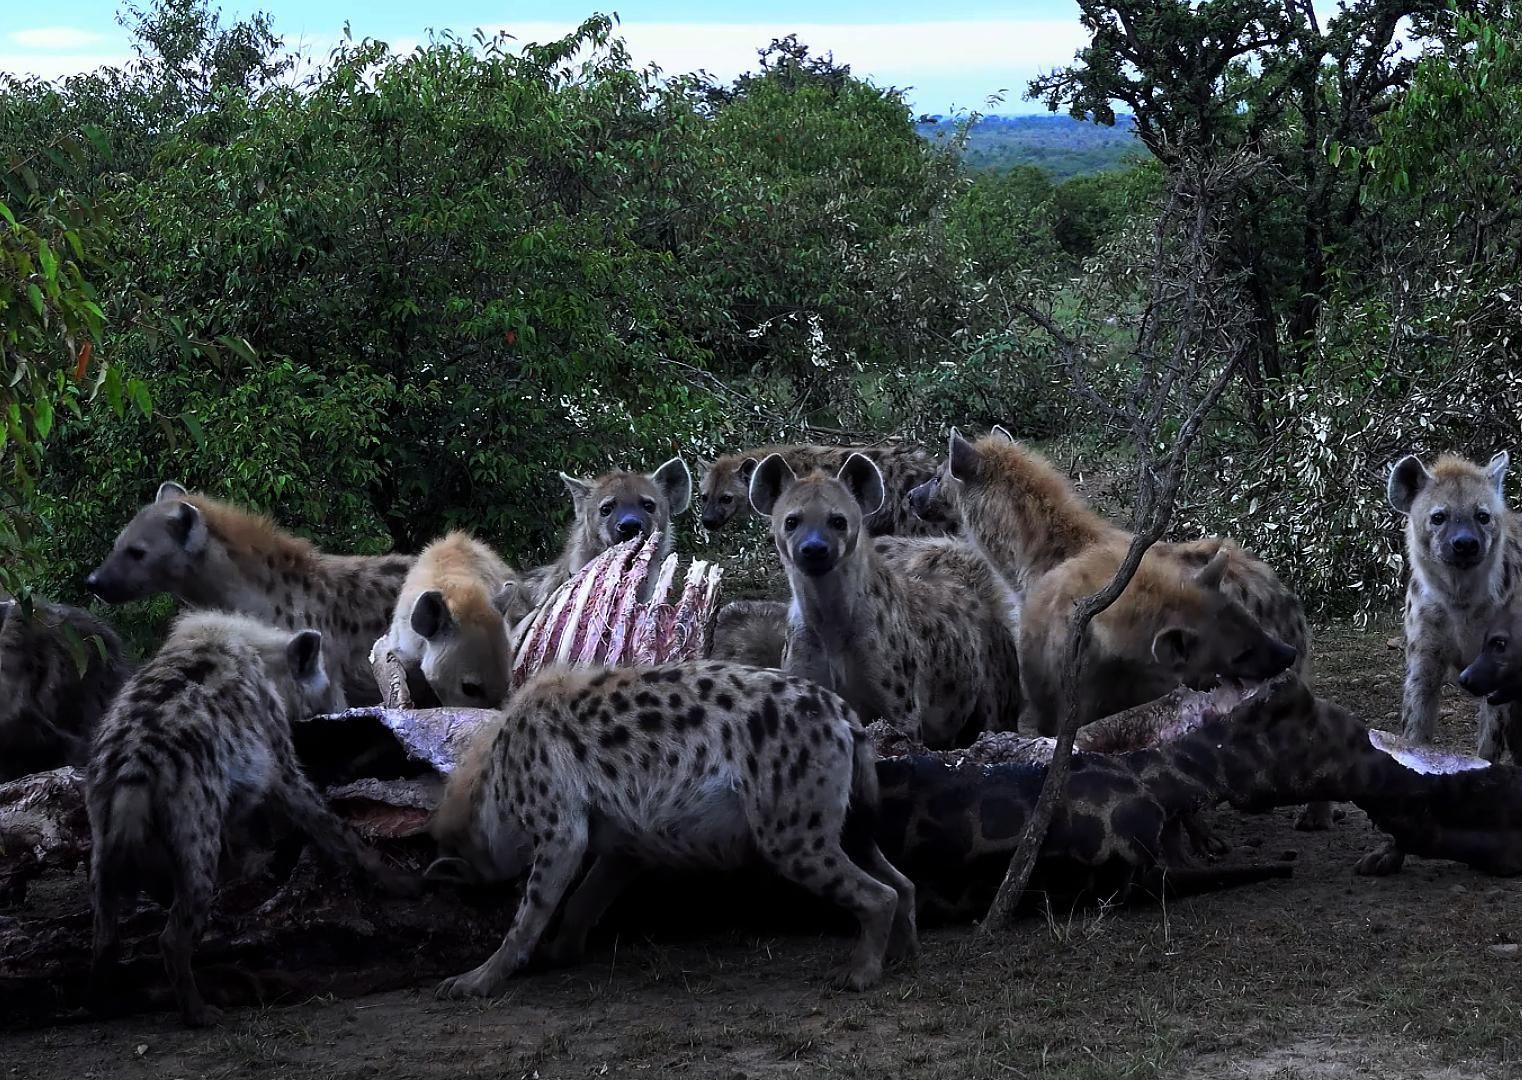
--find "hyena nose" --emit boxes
[701,508,724,529]
[796,537,832,573]
[615,516,644,541]
[1459,666,1476,693]
[1454,535,1481,559]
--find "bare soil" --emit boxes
[7,619,1522,1080]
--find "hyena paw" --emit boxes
[827,958,884,992]
[434,965,505,1001]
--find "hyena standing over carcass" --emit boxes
[912,427,1317,832]
[519,457,693,608]
[0,598,133,781]
[700,443,955,537]
[85,482,415,706]
[376,531,520,708]
[1389,450,1522,761]
[749,452,1022,747]
[87,611,416,1027]
[425,661,917,998]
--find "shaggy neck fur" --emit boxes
[962,439,1126,586]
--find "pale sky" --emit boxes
[2,1,1100,115]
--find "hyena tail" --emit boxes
[840,721,881,863]
[101,772,154,867]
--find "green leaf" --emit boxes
[27,282,44,316]
[183,412,206,449]
[128,378,154,418]
[33,396,53,439]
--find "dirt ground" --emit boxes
[8,618,1522,1080]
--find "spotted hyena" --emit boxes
[749,452,1022,748]
[917,426,1323,829]
[85,482,415,706]
[521,457,692,608]
[708,599,790,669]
[87,611,416,1026]
[1389,450,1522,761]
[1019,543,1299,738]
[0,598,133,781]
[424,661,918,998]
[378,531,520,707]
[701,443,954,538]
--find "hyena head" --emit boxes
[750,452,883,577]
[1459,605,1522,705]
[1389,451,1510,573]
[908,425,1015,523]
[561,457,692,553]
[408,589,513,707]
[423,717,534,886]
[281,627,348,718]
[1151,548,1300,688]
[86,482,210,604]
[699,456,758,531]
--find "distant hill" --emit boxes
[916,113,1146,180]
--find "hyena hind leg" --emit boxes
[160,822,223,1027]
[435,822,590,1001]
[768,840,898,991]
[851,842,919,963]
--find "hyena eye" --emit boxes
[827,514,849,531]
[1490,637,1509,653]
[1430,511,1447,526]
[461,681,486,699]
[126,545,147,561]
[640,498,657,513]
[598,502,614,517]
[1477,510,1493,525]
[720,494,734,504]
[783,514,800,533]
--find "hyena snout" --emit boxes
[1245,637,1298,680]
[84,565,135,604]
[792,531,839,576]
[1446,529,1484,566]
[907,477,940,521]
[1459,640,1518,704]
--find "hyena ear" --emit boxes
[422,856,478,885]
[948,427,983,483]
[167,500,208,555]
[1193,547,1230,591]
[649,456,693,516]
[1486,450,1511,499]
[410,590,455,641]
[155,480,189,503]
[838,453,887,517]
[287,629,325,681]
[1151,626,1200,673]
[559,471,593,509]
[990,425,1016,444]
[736,456,762,482]
[748,453,797,517]
[1387,455,1431,514]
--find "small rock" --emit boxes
[1487,944,1519,958]
[1450,884,1469,895]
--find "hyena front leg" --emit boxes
[538,851,644,966]
[1400,620,1447,745]
[435,819,590,1001]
